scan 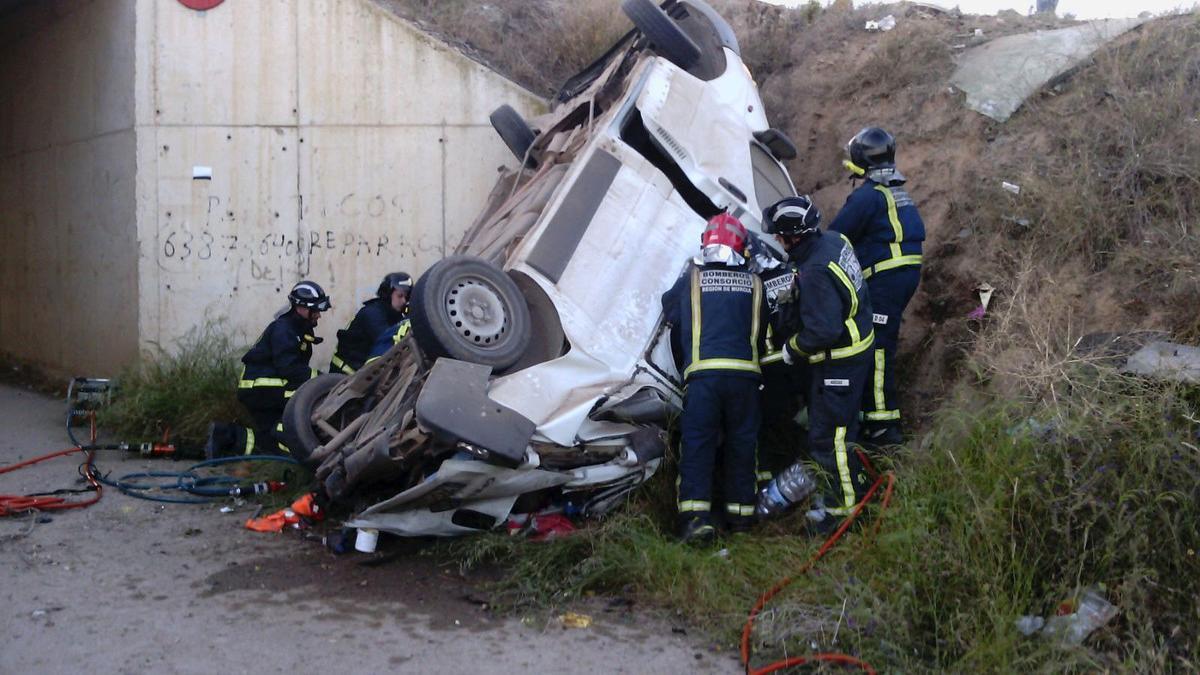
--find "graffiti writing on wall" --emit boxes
[156,193,447,282]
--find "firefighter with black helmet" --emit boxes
[759,196,875,531]
[204,280,331,458]
[829,127,925,446]
[661,214,768,544]
[330,272,412,374]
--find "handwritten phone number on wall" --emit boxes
[160,230,394,262]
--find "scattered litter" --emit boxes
[558,611,593,629]
[219,506,234,514]
[1042,588,1119,645]
[865,15,896,32]
[1014,615,1045,636]
[714,548,730,559]
[957,227,973,240]
[1007,417,1059,441]
[354,527,379,553]
[31,610,46,618]
[1002,214,1032,228]
[968,283,995,320]
[973,28,984,36]
[1016,588,1118,644]
[1001,181,1021,195]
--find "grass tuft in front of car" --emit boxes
[446,370,1200,672]
[100,321,250,457]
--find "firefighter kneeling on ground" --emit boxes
[205,281,331,458]
[330,271,412,375]
[661,214,767,545]
[756,196,875,533]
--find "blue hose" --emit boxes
[96,455,303,504]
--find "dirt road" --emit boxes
[0,384,736,673]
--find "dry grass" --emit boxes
[379,3,1200,669]
[378,0,629,94]
[960,16,1200,390]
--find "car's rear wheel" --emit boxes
[489,105,538,168]
[621,0,701,70]
[281,373,347,465]
[410,256,532,372]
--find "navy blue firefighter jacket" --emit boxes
[661,263,768,381]
[331,297,403,373]
[827,179,925,279]
[240,309,319,395]
[778,231,875,364]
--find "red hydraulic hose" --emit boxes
[1,446,103,516]
[740,452,896,675]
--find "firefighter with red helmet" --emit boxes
[661,214,768,544]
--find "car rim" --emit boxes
[446,276,508,347]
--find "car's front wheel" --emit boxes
[410,256,532,372]
[621,0,702,70]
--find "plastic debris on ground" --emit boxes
[1016,588,1118,645]
[557,612,593,629]
[1002,181,1021,195]
[968,283,995,320]
[865,15,896,31]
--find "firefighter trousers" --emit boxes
[807,353,872,516]
[677,374,761,528]
[862,266,921,430]
[233,388,291,455]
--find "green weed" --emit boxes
[447,371,1200,671]
[100,323,248,455]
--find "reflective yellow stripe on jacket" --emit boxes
[863,185,923,279]
[787,258,875,364]
[683,267,763,378]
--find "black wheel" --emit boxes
[621,0,701,70]
[281,373,347,465]
[410,256,532,372]
[489,104,538,167]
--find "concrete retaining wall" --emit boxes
[134,0,545,365]
[0,0,139,375]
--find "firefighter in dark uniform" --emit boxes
[364,317,413,365]
[828,127,925,446]
[764,196,875,529]
[204,281,331,458]
[661,214,768,544]
[330,272,412,375]
[751,211,813,487]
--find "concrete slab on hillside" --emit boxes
[950,18,1146,122]
[1123,341,1200,384]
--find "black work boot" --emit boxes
[678,516,717,546]
[863,424,904,448]
[204,422,235,460]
